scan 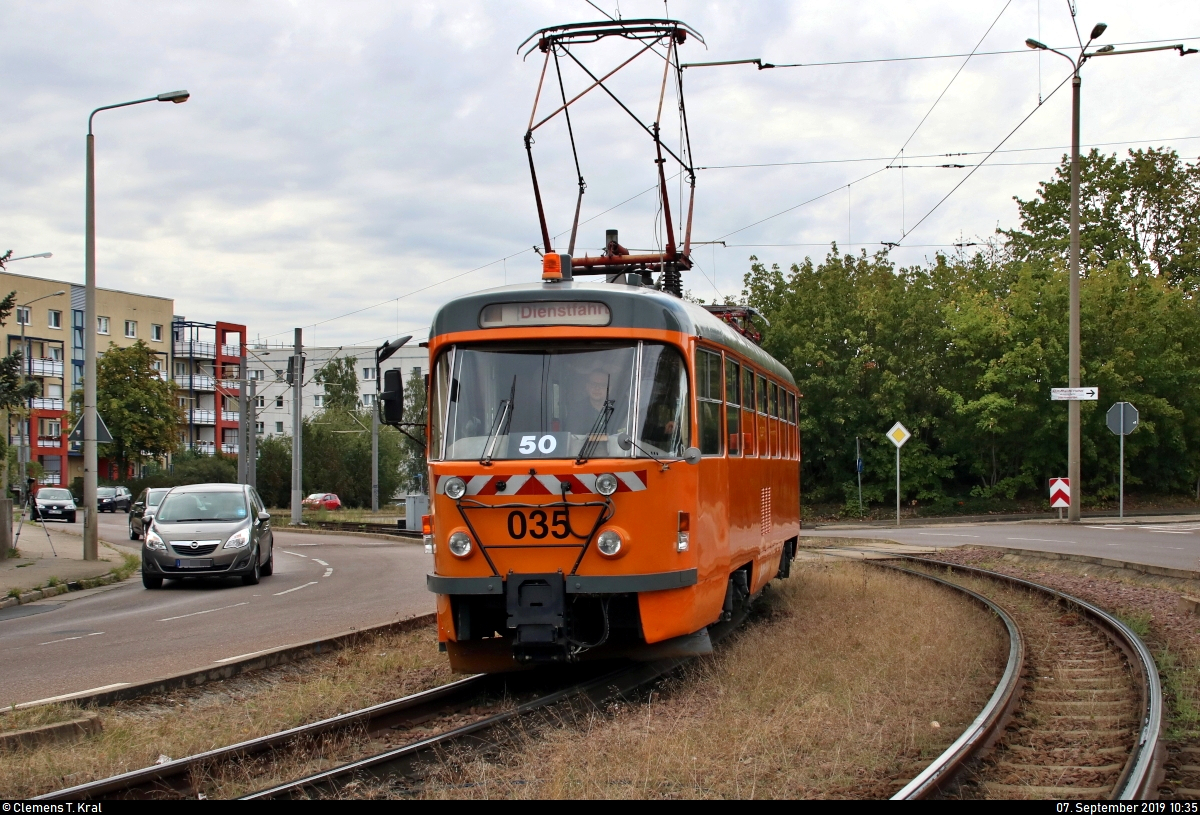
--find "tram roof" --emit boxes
[429,280,795,386]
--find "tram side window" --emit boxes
[741,365,756,456]
[724,357,740,456]
[756,375,768,415]
[769,382,779,418]
[696,349,723,456]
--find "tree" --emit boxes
[301,409,404,508]
[314,356,360,413]
[1005,147,1200,289]
[254,434,292,509]
[71,340,183,479]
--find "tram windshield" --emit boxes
[432,342,689,461]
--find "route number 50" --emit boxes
[518,434,557,455]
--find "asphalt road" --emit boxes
[805,518,1200,572]
[0,512,434,708]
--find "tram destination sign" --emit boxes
[480,301,611,328]
[1050,387,1098,401]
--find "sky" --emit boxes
[2,0,1198,348]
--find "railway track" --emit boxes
[859,555,1165,800]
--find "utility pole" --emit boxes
[371,402,379,513]
[1067,72,1082,523]
[290,328,303,525]
[247,378,257,489]
[856,436,863,518]
[237,345,248,484]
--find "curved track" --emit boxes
[869,555,1164,800]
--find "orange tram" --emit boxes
[421,255,800,672]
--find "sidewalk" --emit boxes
[810,511,1200,530]
[2,518,129,602]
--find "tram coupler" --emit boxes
[506,571,568,662]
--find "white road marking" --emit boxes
[290,543,319,546]
[215,648,273,664]
[323,568,333,578]
[313,559,329,566]
[1007,537,1076,544]
[1138,529,1191,534]
[158,602,249,622]
[39,632,105,646]
[1087,526,1124,530]
[274,581,318,596]
[282,550,308,558]
[917,533,980,538]
[17,683,130,708]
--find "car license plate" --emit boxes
[47,509,62,515]
[176,559,214,569]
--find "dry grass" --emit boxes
[0,624,449,798]
[420,560,1007,799]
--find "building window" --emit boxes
[44,419,61,437]
[151,359,162,372]
[49,346,63,361]
[16,307,30,325]
[151,324,163,342]
[275,395,284,408]
[175,361,188,378]
[97,316,110,335]
[275,369,284,380]
[256,422,264,434]
[275,421,284,433]
[124,320,136,338]
[249,369,264,381]
[362,393,376,407]
[47,384,63,399]
[313,395,324,408]
[362,367,376,380]
[255,395,265,408]
[48,310,62,329]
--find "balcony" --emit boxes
[176,374,215,391]
[222,410,240,423]
[28,358,64,377]
[190,409,216,425]
[188,441,216,455]
[219,379,240,393]
[221,344,242,358]
[31,397,64,411]
[9,435,27,446]
[38,473,62,486]
[221,443,238,455]
[38,436,63,448]
[174,340,216,359]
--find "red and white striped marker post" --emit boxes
[1049,477,1070,520]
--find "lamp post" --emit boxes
[84,90,189,560]
[1024,29,1193,523]
[16,290,66,511]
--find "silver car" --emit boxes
[141,483,274,589]
[31,487,77,523]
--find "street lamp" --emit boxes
[1024,27,1193,522]
[7,253,53,262]
[16,291,66,511]
[84,90,189,560]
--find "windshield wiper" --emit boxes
[480,376,516,466]
[576,375,614,465]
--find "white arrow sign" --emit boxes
[1051,387,1098,401]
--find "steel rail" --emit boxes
[242,656,690,799]
[857,552,1164,800]
[34,674,495,801]
[873,564,1025,800]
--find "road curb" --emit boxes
[3,571,128,609]
[0,715,102,750]
[976,545,1200,584]
[4,612,437,712]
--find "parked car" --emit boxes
[302,492,342,510]
[128,487,172,541]
[97,486,131,513]
[141,483,274,589]
[30,487,77,523]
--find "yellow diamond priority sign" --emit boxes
[887,422,911,448]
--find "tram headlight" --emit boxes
[595,473,619,496]
[596,529,622,556]
[448,531,472,557]
[444,477,467,500]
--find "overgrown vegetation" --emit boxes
[743,148,1200,513]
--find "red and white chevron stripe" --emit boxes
[435,471,648,497]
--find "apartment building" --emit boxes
[0,269,173,486]
[244,343,427,437]
[174,319,247,456]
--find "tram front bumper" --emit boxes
[426,568,698,596]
